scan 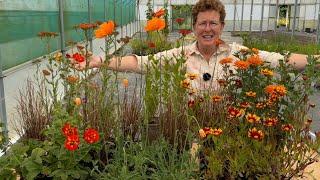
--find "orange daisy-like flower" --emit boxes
[181,79,190,89]
[95,21,115,38]
[246,113,261,123]
[264,117,278,127]
[185,73,198,80]
[37,31,58,38]
[188,88,197,96]
[247,55,263,66]
[211,128,223,136]
[234,60,250,70]
[74,97,82,106]
[251,48,259,54]
[256,102,266,109]
[122,79,129,87]
[228,107,243,118]
[240,102,250,108]
[261,68,274,76]
[144,17,166,32]
[219,57,233,65]
[77,23,97,30]
[265,84,287,97]
[66,75,79,84]
[248,128,264,141]
[211,95,223,102]
[153,8,165,18]
[246,91,256,98]
[282,124,294,132]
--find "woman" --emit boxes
[78,0,314,90]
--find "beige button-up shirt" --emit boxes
[135,41,283,91]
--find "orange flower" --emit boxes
[185,73,198,80]
[282,124,294,132]
[74,97,82,106]
[188,88,197,96]
[211,95,223,102]
[77,23,97,30]
[211,128,223,136]
[245,91,256,98]
[37,31,58,38]
[153,8,165,18]
[144,17,166,32]
[219,57,233,65]
[240,102,250,108]
[261,68,273,76]
[248,128,264,141]
[264,118,278,127]
[148,42,156,48]
[122,79,129,87]
[265,84,287,97]
[217,79,227,86]
[181,79,190,89]
[256,102,266,109]
[247,55,263,66]
[66,75,79,84]
[234,60,250,70]
[53,52,63,62]
[246,113,261,123]
[42,69,51,76]
[228,107,243,118]
[199,129,206,138]
[95,21,115,38]
[252,48,259,54]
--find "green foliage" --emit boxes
[242,33,320,55]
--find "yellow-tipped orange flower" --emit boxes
[74,97,82,106]
[264,117,278,127]
[245,91,256,98]
[185,73,198,80]
[228,107,243,118]
[211,128,223,136]
[144,17,166,32]
[282,124,294,132]
[265,84,287,97]
[248,128,264,141]
[95,21,115,38]
[180,79,190,89]
[211,95,223,102]
[246,113,261,123]
[252,48,259,54]
[261,68,273,76]
[234,60,250,70]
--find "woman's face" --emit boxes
[193,10,224,49]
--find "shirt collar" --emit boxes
[187,41,230,57]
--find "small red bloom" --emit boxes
[84,128,100,144]
[66,53,71,58]
[148,42,156,48]
[64,135,80,151]
[62,123,78,137]
[175,18,185,25]
[179,29,192,36]
[72,53,85,63]
[228,107,243,118]
[188,100,195,108]
[282,124,294,132]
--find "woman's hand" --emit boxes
[72,55,104,70]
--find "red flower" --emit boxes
[64,135,80,151]
[84,128,100,144]
[188,100,195,108]
[179,29,192,36]
[153,8,165,18]
[62,123,78,137]
[72,53,85,63]
[248,128,264,141]
[148,42,156,48]
[228,107,243,118]
[175,18,185,25]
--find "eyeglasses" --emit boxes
[196,20,222,29]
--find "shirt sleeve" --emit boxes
[229,42,284,67]
[134,47,183,73]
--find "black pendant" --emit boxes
[203,73,211,81]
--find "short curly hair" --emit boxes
[192,0,226,25]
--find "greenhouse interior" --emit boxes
[1,0,320,179]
